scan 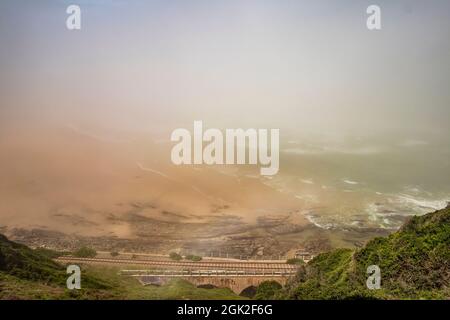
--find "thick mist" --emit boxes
[1,0,450,138]
[0,1,449,240]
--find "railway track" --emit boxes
[120,269,297,277]
[56,256,298,271]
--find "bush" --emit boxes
[286,258,304,265]
[73,247,97,258]
[185,254,202,262]
[169,252,182,261]
[255,281,282,300]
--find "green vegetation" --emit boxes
[0,235,241,300]
[286,258,304,265]
[281,206,450,300]
[33,247,67,259]
[73,247,97,258]
[0,234,113,299]
[0,265,242,300]
[1,206,448,300]
[0,234,66,284]
[84,267,243,300]
[185,254,202,262]
[169,252,182,261]
[254,281,282,300]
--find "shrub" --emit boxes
[73,247,97,258]
[255,281,282,300]
[185,254,202,262]
[286,258,304,265]
[169,252,182,261]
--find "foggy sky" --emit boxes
[1,0,449,137]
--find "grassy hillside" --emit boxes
[0,234,241,300]
[0,233,119,299]
[281,206,450,299]
[0,234,66,283]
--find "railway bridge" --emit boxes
[120,269,296,295]
[56,256,299,295]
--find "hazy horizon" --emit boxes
[1,0,450,137]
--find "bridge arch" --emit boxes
[182,276,289,294]
[239,285,257,298]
